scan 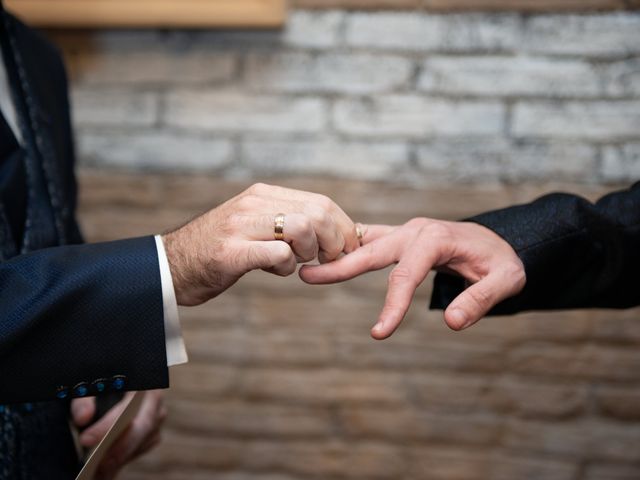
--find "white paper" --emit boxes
[75,391,144,480]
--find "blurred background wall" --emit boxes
[39,0,640,478]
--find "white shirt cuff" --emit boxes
[154,234,188,367]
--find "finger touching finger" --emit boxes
[329,205,359,254]
[260,185,359,254]
[302,203,344,263]
[357,224,396,245]
[300,233,401,284]
[283,214,319,262]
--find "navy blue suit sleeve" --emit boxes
[430,183,640,314]
[0,236,168,404]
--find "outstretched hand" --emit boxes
[300,218,526,339]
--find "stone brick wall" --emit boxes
[40,6,640,479]
[76,175,640,480]
[52,10,640,185]
[292,0,640,10]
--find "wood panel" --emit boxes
[4,0,286,28]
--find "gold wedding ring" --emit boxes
[274,213,286,241]
[356,223,364,245]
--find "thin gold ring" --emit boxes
[274,213,286,241]
[355,223,364,245]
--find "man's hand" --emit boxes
[71,390,167,480]
[163,183,359,306]
[300,218,526,338]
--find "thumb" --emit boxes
[246,241,297,277]
[443,272,511,331]
[71,397,96,428]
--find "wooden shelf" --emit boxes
[5,0,287,28]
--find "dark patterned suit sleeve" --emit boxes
[0,236,168,404]
[430,182,640,314]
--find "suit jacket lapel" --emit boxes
[0,9,63,253]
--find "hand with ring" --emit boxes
[162,183,360,306]
[300,218,525,338]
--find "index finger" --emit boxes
[299,231,402,284]
[371,238,438,340]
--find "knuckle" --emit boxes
[388,266,413,287]
[298,216,313,234]
[314,194,334,211]
[307,204,330,225]
[323,214,337,234]
[236,193,259,211]
[272,242,293,264]
[466,286,492,309]
[329,232,345,254]
[406,217,429,230]
[323,243,343,260]
[247,182,268,194]
[504,260,526,292]
[505,259,525,278]
[420,221,452,240]
[298,253,315,263]
[361,243,379,269]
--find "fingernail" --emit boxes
[449,309,468,329]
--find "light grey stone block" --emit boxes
[284,11,344,49]
[513,101,640,140]
[77,131,234,171]
[71,88,159,127]
[245,52,412,94]
[345,13,520,52]
[418,56,600,98]
[334,95,504,138]
[524,14,640,57]
[165,90,327,134]
[602,143,640,182]
[242,139,408,180]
